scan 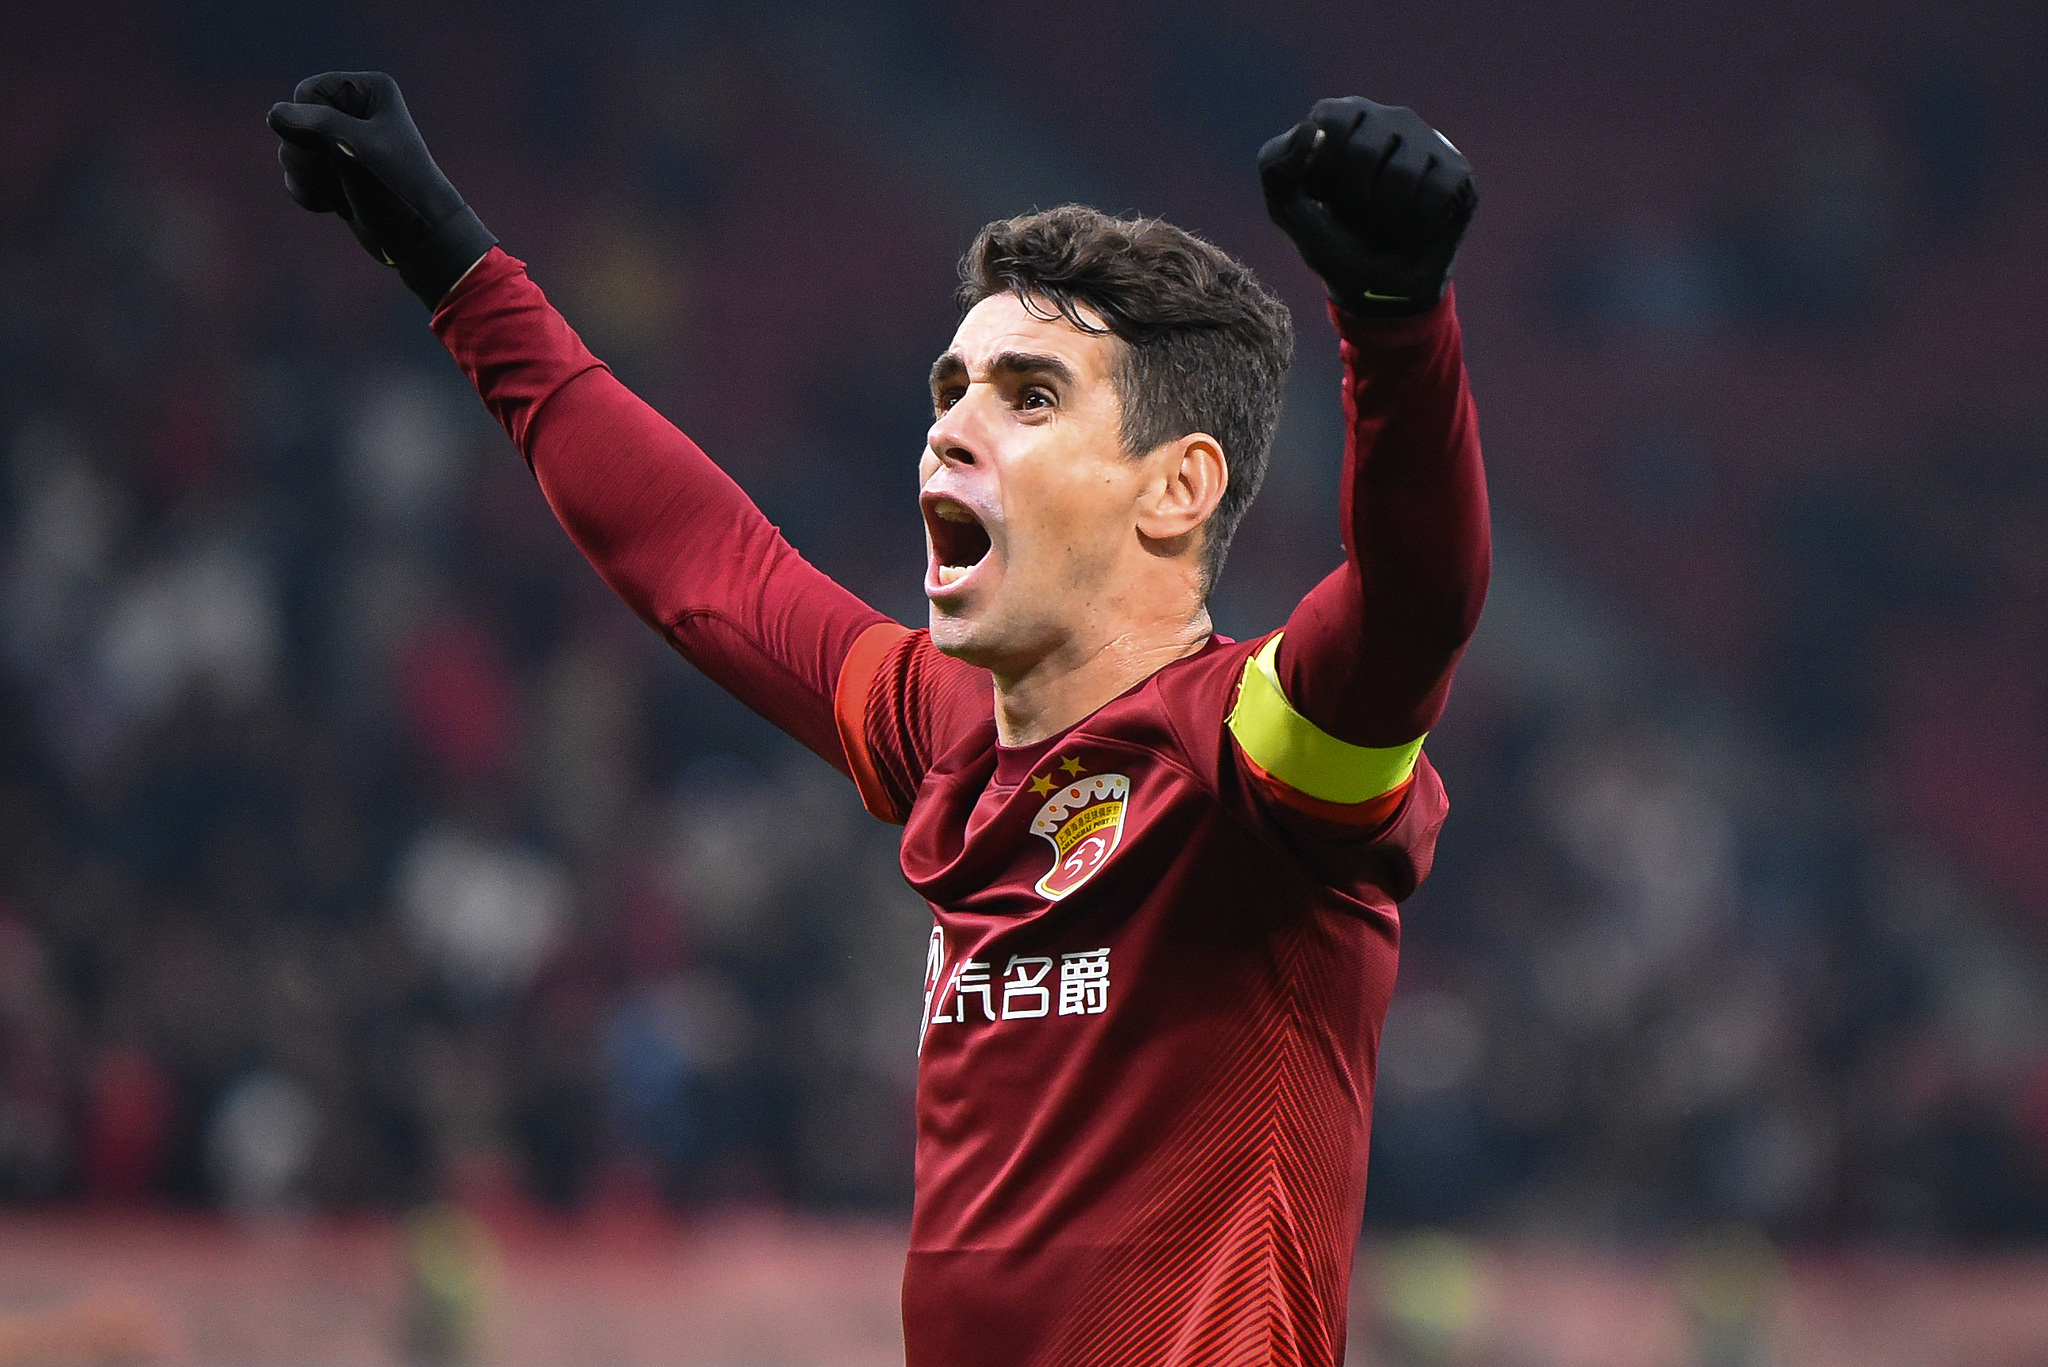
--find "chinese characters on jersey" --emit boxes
[922,930,1111,1044]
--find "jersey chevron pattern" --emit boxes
[430,248,1488,1367]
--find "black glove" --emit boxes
[1259,97,1477,318]
[267,72,497,309]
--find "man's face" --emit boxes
[920,293,1158,675]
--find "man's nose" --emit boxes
[926,392,984,469]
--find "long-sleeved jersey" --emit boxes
[433,247,1489,1367]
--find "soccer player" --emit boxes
[270,73,1486,1367]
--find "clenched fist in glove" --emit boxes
[1259,97,1477,317]
[268,72,497,309]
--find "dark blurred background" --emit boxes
[1,0,2045,1361]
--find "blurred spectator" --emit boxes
[1680,1226,1784,1367]
[396,827,569,1001]
[204,1068,317,1212]
[401,1202,495,1367]
[77,1046,170,1203]
[0,909,71,1200]
[1367,1231,1483,1366]
[395,618,520,784]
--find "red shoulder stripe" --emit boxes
[834,621,914,823]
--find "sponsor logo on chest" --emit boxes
[920,925,1114,1051]
[1026,758,1131,900]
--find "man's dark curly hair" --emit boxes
[956,205,1295,589]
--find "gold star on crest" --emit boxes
[1058,755,1085,776]
[1028,774,1056,795]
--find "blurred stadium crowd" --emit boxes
[0,0,2044,1247]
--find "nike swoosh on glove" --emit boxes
[1259,97,1477,318]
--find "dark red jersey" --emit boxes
[432,249,1488,1367]
[837,624,1450,1366]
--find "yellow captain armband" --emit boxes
[1225,633,1425,804]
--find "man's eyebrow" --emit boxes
[989,351,1076,387]
[927,350,1078,394]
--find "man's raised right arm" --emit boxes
[431,248,890,770]
[268,71,893,774]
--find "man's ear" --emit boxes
[1135,433,1228,548]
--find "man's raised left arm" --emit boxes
[1227,98,1489,824]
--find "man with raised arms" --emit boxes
[270,73,1487,1367]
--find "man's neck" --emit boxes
[991,608,1214,747]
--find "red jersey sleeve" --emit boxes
[1227,287,1489,833]
[431,248,891,776]
[1281,289,1490,746]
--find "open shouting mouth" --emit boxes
[922,494,994,599]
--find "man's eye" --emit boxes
[1020,388,1054,410]
[935,388,963,412]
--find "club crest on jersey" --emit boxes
[1030,771,1130,900]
